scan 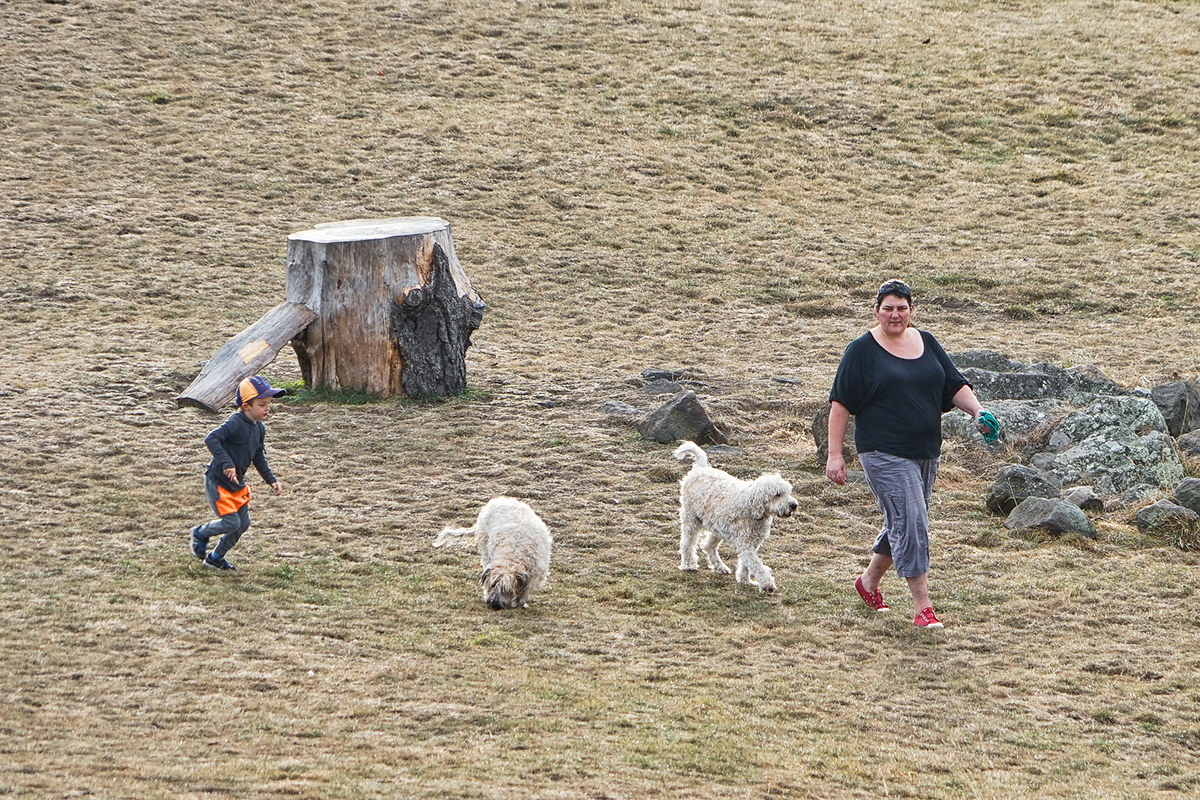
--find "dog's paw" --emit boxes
[679,563,700,571]
[712,564,733,575]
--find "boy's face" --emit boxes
[242,397,272,422]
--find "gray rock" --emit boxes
[942,399,1068,444]
[1171,477,1200,516]
[1176,430,1200,457]
[640,378,683,394]
[1062,486,1104,513]
[811,401,856,466]
[1134,500,1199,538]
[641,368,689,382]
[1005,497,1098,538]
[1117,483,1161,508]
[962,363,1126,405]
[950,350,1024,372]
[1045,396,1168,452]
[1032,428,1184,495]
[985,464,1062,515]
[1150,381,1200,437]
[600,400,643,417]
[636,390,729,446]
[961,368,1059,402]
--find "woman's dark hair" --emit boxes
[875,279,913,308]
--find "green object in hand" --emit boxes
[977,410,1001,444]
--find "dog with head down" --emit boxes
[674,441,798,593]
[434,497,552,609]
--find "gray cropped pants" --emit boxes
[194,475,252,560]
[858,451,939,579]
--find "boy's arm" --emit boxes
[251,428,278,488]
[204,423,236,474]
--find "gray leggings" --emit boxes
[194,475,252,559]
[857,451,939,579]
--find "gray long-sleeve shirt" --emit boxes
[204,410,277,491]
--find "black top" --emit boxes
[204,411,277,491]
[829,329,968,460]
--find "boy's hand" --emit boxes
[224,467,238,482]
[271,481,283,496]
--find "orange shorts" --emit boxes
[215,484,252,516]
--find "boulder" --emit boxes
[637,390,728,446]
[1004,497,1098,538]
[1062,486,1105,513]
[950,350,1025,372]
[1031,428,1184,495]
[1175,430,1200,457]
[961,362,1126,405]
[1171,477,1200,516]
[985,464,1062,515]
[1134,500,1199,548]
[600,400,644,418]
[1045,395,1168,452]
[942,398,1067,444]
[1117,483,1161,508]
[1149,381,1200,437]
[812,401,856,466]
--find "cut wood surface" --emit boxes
[286,216,485,398]
[175,301,317,412]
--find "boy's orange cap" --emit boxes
[236,375,285,406]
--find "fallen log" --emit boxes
[176,301,317,411]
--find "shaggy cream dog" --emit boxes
[433,497,552,609]
[674,441,798,592]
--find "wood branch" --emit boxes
[176,301,317,412]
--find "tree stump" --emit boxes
[285,217,485,399]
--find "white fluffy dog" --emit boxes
[674,441,798,593]
[434,497,552,609]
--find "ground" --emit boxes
[2,1,1199,798]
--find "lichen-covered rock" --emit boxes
[1045,396,1168,452]
[1004,497,1098,538]
[985,464,1062,515]
[1150,381,1200,438]
[637,390,728,446]
[1062,486,1104,513]
[1171,477,1200,516]
[1134,500,1200,550]
[1032,428,1184,495]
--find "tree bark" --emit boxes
[285,217,485,399]
[176,301,317,411]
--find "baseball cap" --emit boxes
[236,375,286,406]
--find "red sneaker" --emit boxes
[913,607,944,629]
[854,575,890,612]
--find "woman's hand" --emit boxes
[826,452,847,486]
[975,410,1001,443]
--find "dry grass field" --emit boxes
[3,0,1200,797]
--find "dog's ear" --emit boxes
[480,567,492,585]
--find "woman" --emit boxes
[825,279,997,629]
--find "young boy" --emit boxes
[189,375,285,571]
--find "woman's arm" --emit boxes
[951,384,984,419]
[825,401,851,486]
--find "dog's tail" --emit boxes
[673,440,709,469]
[433,525,476,548]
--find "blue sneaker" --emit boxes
[189,527,207,561]
[204,554,237,571]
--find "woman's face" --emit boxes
[875,293,912,334]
